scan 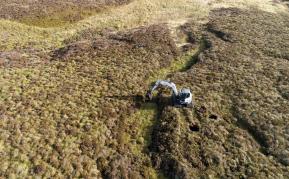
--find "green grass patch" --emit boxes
[147,49,198,82]
[123,48,200,178]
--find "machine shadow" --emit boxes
[103,93,174,109]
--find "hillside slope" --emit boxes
[0,0,130,27]
[1,0,289,178]
[0,25,179,178]
[151,8,289,178]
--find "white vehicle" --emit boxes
[146,80,193,107]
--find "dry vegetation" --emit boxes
[0,0,208,53]
[0,24,181,178]
[0,0,130,27]
[151,8,289,178]
[1,0,289,178]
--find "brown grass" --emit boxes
[0,24,181,178]
[0,0,130,27]
[151,8,289,178]
[1,0,289,178]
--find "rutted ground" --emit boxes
[150,8,289,178]
[0,24,180,178]
[121,48,202,178]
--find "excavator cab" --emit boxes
[175,88,192,106]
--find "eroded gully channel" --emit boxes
[118,35,208,178]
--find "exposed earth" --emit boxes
[0,0,289,178]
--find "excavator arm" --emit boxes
[146,80,178,100]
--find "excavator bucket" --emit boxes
[145,90,153,101]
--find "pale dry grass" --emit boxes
[209,0,288,13]
[0,0,209,51]
[0,0,287,51]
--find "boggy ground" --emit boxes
[0,0,130,27]
[0,24,179,178]
[1,3,289,179]
[151,8,289,178]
